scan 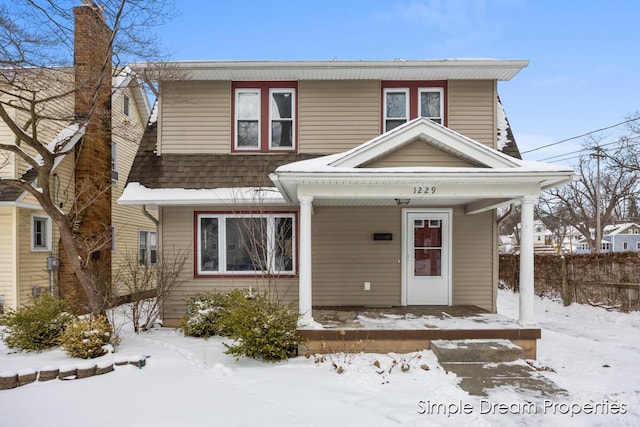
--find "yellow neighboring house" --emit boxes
[0,4,155,313]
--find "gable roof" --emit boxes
[271,118,575,210]
[325,118,520,169]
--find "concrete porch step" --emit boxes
[440,361,569,397]
[430,339,524,363]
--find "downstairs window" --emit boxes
[196,213,295,276]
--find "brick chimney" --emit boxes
[59,1,113,310]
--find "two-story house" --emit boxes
[576,222,640,254]
[120,60,575,330]
[0,3,155,313]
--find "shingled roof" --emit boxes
[127,108,523,190]
[126,122,322,189]
[0,169,38,202]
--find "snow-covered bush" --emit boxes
[224,297,302,362]
[59,316,114,359]
[0,294,75,352]
[181,289,252,338]
[181,289,303,362]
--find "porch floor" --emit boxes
[297,305,540,358]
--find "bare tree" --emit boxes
[538,140,639,253]
[115,247,188,333]
[0,0,175,314]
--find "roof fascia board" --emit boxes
[329,118,519,169]
[132,59,529,82]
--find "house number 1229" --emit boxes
[413,186,437,194]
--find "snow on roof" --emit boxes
[118,182,287,206]
[496,98,511,151]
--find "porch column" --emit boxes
[299,196,313,323]
[518,196,537,325]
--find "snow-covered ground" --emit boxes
[1,289,639,426]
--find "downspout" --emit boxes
[141,205,159,226]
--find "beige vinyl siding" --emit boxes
[363,139,480,168]
[312,206,402,305]
[451,208,495,311]
[298,80,381,154]
[17,208,51,307]
[160,81,231,154]
[448,80,496,148]
[0,207,17,310]
[160,206,298,324]
[112,85,157,292]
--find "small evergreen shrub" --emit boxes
[59,315,113,359]
[0,294,75,352]
[224,297,302,362]
[181,289,303,362]
[181,289,252,338]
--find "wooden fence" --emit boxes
[499,252,640,312]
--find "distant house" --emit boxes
[0,3,154,313]
[120,58,575,332]
[575,223,640,254]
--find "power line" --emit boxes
[521,117,640,155]
[535,136,640,162]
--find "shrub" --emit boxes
[181,289,252,338]
[59,315,113,359]
[0,294,75,352]
[181,289,303,361]
[224,297,302,362]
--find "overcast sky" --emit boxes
[158,0,640,165]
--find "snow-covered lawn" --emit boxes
[1,290,639,426]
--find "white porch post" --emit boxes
[298,196,313,323]
[519,196,537,325]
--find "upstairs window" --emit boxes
[382,81,447,132]
[123,95,130,116]
[233,82,297,152]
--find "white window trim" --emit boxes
[383,88,409,132]
[636,242,640,250]
[139,229,157,266]
[418,87,444,123]
[268,88,296,150]
[196,213,296,276]
[123,94,130,117]
[31,214,51,251]
[234,88,261,150]
[111,142,118,184]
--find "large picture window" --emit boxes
[197,213,295,275]
[233,82,297,152]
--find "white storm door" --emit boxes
[405,210,451,305]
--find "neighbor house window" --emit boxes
[111,142,118,183]
[382,81,447,132]
[123,95,130,116]
[233,82,297,152]
[139,230,157,266]
[636,242,640,250]
[196,213,295,276]
[623,241,629,250]
[31,214,51,251]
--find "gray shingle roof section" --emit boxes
[127,122,321,189]
[0,169,37,202]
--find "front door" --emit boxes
[404,210,451,305]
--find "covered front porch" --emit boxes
[272,119,576,331]
[297,304,540,358]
